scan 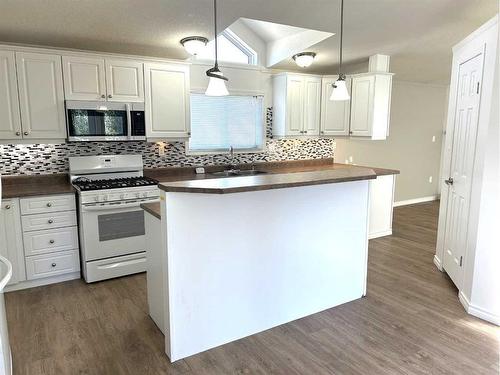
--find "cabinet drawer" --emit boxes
[26,250,80,280]
[22,210,77,232]
[23,226,78,256]
[20,194,75,215]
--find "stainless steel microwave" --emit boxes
[66,101,146,141]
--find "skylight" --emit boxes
[196,30,257,65]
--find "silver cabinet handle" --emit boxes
[5,205,10,210]
[49,239,55,244]
[48,219,54,224]
[444,177,454,186]
[15,131,20,136]
[23,131,29,136]
[51,263,57,267]
[108,94,112,98]
[46,202,52,207]
[101,94,106,98]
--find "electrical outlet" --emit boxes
[349,156,354,163]
[429,176,433,183]
[158,142,165,156]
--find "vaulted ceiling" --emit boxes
[0,0,497,84]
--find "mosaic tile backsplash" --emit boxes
[0,108,335,175]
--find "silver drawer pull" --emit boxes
[5,205,10,210]
[51,263,57,267]
[49,239,55,244]
[46,202,52,207]
[48,219,54,224]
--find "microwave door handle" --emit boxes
[126,103,132,140]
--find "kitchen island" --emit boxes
[148,165,380,362]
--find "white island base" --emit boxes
[153,179,371,362]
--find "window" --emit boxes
[189,93,264,153]
[196,30,257,65]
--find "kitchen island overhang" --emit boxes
[157,167,377,362]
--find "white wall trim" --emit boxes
[368,230,392,240]
[4,272,81,292]
[433,255,443,271]
[394,195,439,207]
[459,291,500,326]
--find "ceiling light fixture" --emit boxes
[180,36,208,56]
[330,0,350,101]
[205,0,229,96]
[292,52,317,68]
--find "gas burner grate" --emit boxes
[73,176,158,191]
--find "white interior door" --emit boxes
[442,52,484,289]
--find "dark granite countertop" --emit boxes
[141,202,161,220]
[1,174,75,199]
[158,166,378,194]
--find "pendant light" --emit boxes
[330,0,350,101]
[205,0,229,96]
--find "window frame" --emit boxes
[185,90,267,156]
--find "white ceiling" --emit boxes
[0,0,497,84]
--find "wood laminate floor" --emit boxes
[5,201,499,374]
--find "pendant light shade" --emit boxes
[330,0,350,101]
[206,68,229,96]
[205,0,229,96]
[330,75,350,101]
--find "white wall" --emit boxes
[335,81,449,202]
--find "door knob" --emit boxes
[23,131,29,136]
[15,131,20,136]
[101,94,106,98]
[108,94,112,98]
[49,239,55,244]
[46,202,52,207]
[51,263,57,267]
[444,177,454,186]
[5,205,10,210]
[48,219,54,224]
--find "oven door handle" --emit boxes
[82,199,159,212]
[126,103,132,140]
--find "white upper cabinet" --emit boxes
[16,52,66,139]
[320,76,351,136]
[62,56,144,102]
[105,59,144,102]
[0,51,22,140]
[350,73,393,140]
[273,73,321,137]
[144,62,190,139]
[62,56,106,101]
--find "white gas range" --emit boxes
[69,155,159,283]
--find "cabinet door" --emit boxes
[0,200,26,285]
[320,77,350,136]
[303,76,321,136]
[0,51,22,140]
[105,59,144,102]
[62,56,106,101]
[350,75,375,137]
[286,75,304,136]
[16,52,66,139]
[144,63,190,138]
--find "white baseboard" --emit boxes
[394,195,439,207]
[368,230,392,239]
[4,272,81,293]
[459,291,500,326]
[433,255,443,271]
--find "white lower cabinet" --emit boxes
[0,199,26,286]
[0,193,80,291]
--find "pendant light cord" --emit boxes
[214,0,218,68]
[338,0,344,77]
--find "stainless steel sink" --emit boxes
[210,169,268,177]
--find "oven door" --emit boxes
[80,198,158,261]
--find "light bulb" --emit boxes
[330,79,350,101]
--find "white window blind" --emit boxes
[189,94,264,152]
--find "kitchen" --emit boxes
[0,1,498,374]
